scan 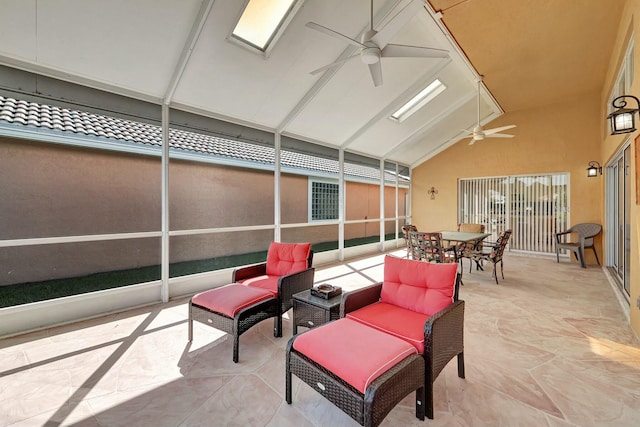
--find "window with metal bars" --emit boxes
[310,181,339,221]
[458,174,569,254]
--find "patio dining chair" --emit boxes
[457,223,485,233]
[555,223,602,268]
[401,224,418,258]
[407,231,448,263]
[456,223,486,269]
[465,229,512,284]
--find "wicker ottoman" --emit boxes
[189,284,279,363]
[286,318,425,427]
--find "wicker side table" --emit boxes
[292,289,342,334]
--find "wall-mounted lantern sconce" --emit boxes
[607,95,640,134]
[428,186,438,199]
[586,161,602,177]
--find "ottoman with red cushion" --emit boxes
[286,318,425,427]
[189,284,279,363]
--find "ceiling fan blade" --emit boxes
[368,61,383,87]
[310,54,360,75]
[486,133,515,139]
[483,124,516,135]
[306,22,365,48]
[381,44,449,59]
[371,0,421,48]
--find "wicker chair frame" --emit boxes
[189,250,314,363]
[286,336,425,427]
[189,295,279,363]
[340,275,464,420]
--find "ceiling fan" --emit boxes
[464,77,516,145]
[305,0,449,87]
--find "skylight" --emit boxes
[390,79,447,123]
[232,0,298,53]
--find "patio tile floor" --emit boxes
[1,250,639,426]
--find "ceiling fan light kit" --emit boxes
[306,0,449,87]
[465,77,516,145]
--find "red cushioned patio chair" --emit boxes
[189,242,314,362]
[340,255,464,419]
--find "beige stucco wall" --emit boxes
[413,0,639,337]
[413,94,603,250]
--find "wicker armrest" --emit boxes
[340,282,383,317]
[423,300,465,379]
[278,268,316,303]
[232,263,267,282]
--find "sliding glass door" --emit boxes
[606,142,631,298]
[459,173,569,254]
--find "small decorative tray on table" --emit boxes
[310,284,342,299]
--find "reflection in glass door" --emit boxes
[606,142,631,298]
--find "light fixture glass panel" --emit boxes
[390,79,446,122]
[587,167,598,177]
[232,0,296,50]
[614,111,634,131]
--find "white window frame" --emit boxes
[609,38,634,115]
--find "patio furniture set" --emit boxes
[188,242,464,426]
[403,223,513,284]
[186,222,600,426]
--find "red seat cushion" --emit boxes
[191,284,274,318]
[237,275,280,295]
[265,242,311,276]
[346,302,430,353]
[292,318,417,394]
[381,255,457,316]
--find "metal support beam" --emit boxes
[339,149,345,261]
[161,104,170,303]
[274,132,282,242]
[380,158,385,251]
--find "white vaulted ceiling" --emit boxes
[0,0,624,167]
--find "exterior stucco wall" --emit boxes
[0,137,407,286]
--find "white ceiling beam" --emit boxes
[340,57,452,150]
[384,89,476,159]
[164,0,216,105]
[276,0,401,134]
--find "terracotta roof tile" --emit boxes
[0,95,407,183]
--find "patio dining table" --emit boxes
[440,231,491,247]
[440,231,492,283]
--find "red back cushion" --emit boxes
[265,242,311,276]
[380,255,457,316]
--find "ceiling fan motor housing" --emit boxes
[361,46,381,64]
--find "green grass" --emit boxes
[0,234,400,308]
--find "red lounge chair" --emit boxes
[287,255,463,423]
[189,242,314,362]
